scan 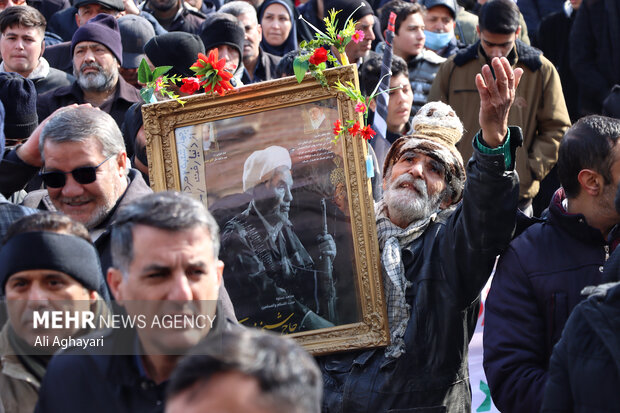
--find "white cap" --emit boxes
[242,146,292,192]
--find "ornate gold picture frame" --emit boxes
[142,65,388,355]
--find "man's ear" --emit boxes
[115,151,128,176]
[577,169,603,196]
[369,97,377,112]
[40,40,45,59]
[107,267,124,301]
[516,25,521,37]
[257,24,262,37]
[476,25,480,36]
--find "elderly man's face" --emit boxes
[75,4,118,27]
[73,41,119,93]
[383,151,448,227]
[108,224,223,353]
[253,166,293,224]
[43,137,127,229]
[5,269,94,346]
[345,14,375,62]
[238,12,261,61]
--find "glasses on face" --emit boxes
[40,155,115,188]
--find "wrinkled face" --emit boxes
[213,45,240,72]
[392,12,425,60]
[75,4,117,27]
[43,138,127,229]
[5,269,93,346]
[148,0,179,12]
[0,25,44,78]
[261,3,291,47]
[345,14,375,62]
[109,225,223,353]
[478,28,517,60]
[386,73,413,134]
[424,6,455,33]
[238,12,262,60]
[253,166,293,224]
[166,371,273,413]
[73,41,119,92]
[383,151,448,227]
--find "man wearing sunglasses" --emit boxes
[1,105,150,274]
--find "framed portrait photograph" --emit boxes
[142,65,388,355]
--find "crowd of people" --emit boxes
[0,0,619,411]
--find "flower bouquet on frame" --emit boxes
[294,3,381,143]
[138,49,235,105]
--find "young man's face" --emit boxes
[386,73,413,134]
[477,28,518,60]
[0,24,44,78]
[392,12,425,60]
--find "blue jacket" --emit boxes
[320,129,521,413]
[483,189,618,413]
[542,249,620,412]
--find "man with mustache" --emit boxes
[320,56,522,413]
[36,13,140,129]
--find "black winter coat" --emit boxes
[320,129,521,413]
[483,189,618,413]
[542,250,620,412]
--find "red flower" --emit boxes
[355,102,367,113]
[352,30,365,44]
[360,125,377,140]
[179,77,201,94]
[309,47,328,66]
[190,49,235,96]
[348,121,361,137]
[333,119,342,136]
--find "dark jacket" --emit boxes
[534,7,579,121]
[483,189,618,413]
[46,6,77,42]
[36,77,142,128]
[140,1,205,34]
[541,254,620,413]
[33,303,237,413]
[42,41,72,75]
[320,129,521,413]
[569,0,620,116]
[32,66,74,95]
[516,0,564,39]
[241,48,281,84]
[27,0,70,22]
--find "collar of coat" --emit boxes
[453,38,542,72]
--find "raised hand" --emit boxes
[476,57,523,148]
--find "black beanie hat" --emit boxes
[199,13,244,63]
[0,231,111,302]
[325,0,374,31]
[0,72,38,144]
[144,32,205,78]
[71,13,123,65]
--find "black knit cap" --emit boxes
[0,72,38,144]
[71,13,123,65]
[199,12,244,63]
[324,0,374,31]
[144,32,205,78]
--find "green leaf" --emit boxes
[140,87,154,104]
[152,65,173,79]
[137,59,152,84]
[293,58,309,83]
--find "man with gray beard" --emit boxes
[36,14,140,129]
[320,57,523,413]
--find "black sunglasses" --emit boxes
[40,156,115,188]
